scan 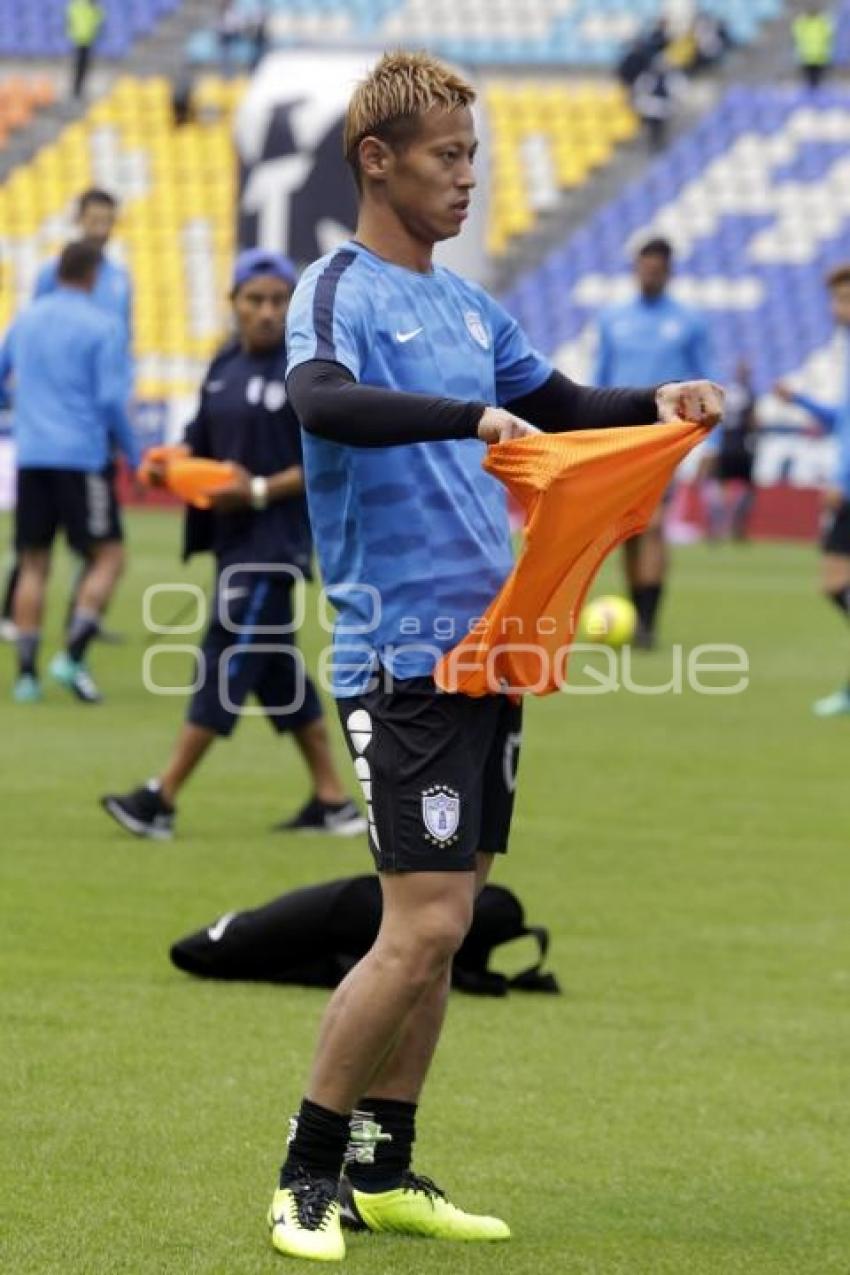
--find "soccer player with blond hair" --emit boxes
[267,50,723,1262]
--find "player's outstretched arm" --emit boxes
[288,360,487,447]
[503,368,659,432]
[503,369,723,434]
[656,380,725,430]
[774,380,838,433]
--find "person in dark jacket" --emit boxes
[101,249,365,840]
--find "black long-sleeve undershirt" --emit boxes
[506,369,659,432]
[286,360,660,448]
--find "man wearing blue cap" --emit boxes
[101,249,365,840]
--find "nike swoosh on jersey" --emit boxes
[207,912,236,942]
[395,327,423,344]
[205,380,226,392]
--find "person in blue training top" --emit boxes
[0,240,140,705]
[594,236,714,647]
[2,188,133,643]
[775,262,850,716]
[265,51,723,1264]
[100,249,365,842]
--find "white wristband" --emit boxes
[250,476,269,511]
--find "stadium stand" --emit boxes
[0,0,185,58]
[0,75,245,402]
[0,77,57,150]
[0,71,636,394]
[486,81,637,255]
[502,86,850,402]
[186,0,786,67]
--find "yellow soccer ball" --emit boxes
[580,595,637,648]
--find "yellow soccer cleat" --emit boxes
[268,1170,345,1263]
[339,1171,511,1242]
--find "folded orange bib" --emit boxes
[166,458,238,509]
[435,420,705,697]
[139,445,237,509]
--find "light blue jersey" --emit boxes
[34,254,132,331]
[35,254,133,394]
[287,240,551,696]
[793,329,850,498]
[594,292,713,388]
[0,288,140,472]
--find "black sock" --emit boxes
[344,1098,417,1192]
[280,1098,351,1186]
[828,588,850,617]
[66,608,99,662]
[631,584,662,635]
[16,631,40,678]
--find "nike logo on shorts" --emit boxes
[395,327,423,344]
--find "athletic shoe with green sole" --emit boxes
[268,1169,345,1263]
[12,674,42,704]
[339,1170,510,1242]
[49,652,102,704]
[812,688,850,718]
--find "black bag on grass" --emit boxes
[170,875,559,998]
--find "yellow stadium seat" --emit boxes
[481,81,636,255]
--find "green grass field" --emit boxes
[3,510,850,1274]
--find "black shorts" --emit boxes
[716,451,754,484]
[15,466,122,556]
[821,499,850,555]
[338,675,523,874]
[188,567,323,738]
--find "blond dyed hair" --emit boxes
[344,51,476,186]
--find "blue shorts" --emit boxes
[188,568,323,738]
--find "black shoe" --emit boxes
[272,796,367,837]
[100,783,175,840]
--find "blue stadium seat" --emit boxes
[836,0,850,64]
[500,87,850,395]
[0,0,183,58]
